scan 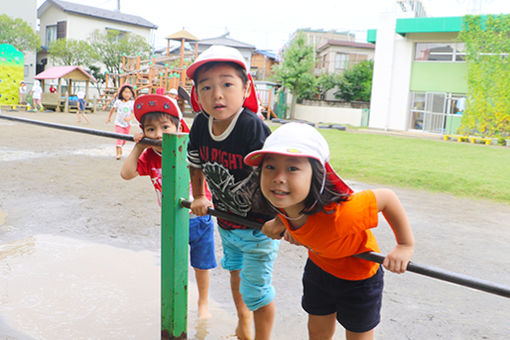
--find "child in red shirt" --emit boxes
[121,94,217,319]
[245,122,415,340]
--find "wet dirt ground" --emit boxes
[1,110,509,339]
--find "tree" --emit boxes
[87,65,106,96]
[272,32,315,118]
[89,29,151,87]
[316,73,338,100]
[334,60,374,102]
[48,38,94,66]
[458,14,510,138]
[0,14,40,52]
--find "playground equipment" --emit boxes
[34,66,97,113]
[0,44,25,110]
[255,81,279,120]
[100,30,199,111]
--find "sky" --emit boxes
[36,0,510,52]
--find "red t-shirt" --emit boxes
[281,190,380,280]
[137,148,211,206]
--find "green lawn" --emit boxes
[316,129,510,203]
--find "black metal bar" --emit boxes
[352,252,510,298]
[180,199,510,299]
[0,114,161,146]
[180,199,262,229]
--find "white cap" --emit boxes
[245,122,353,194]
[169,88,178,95]
[186,45,259,114]
[186,45,248,80]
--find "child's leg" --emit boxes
[308,314,336,340]
[230,269,253,340]
[193,268,212,319]
[253,301,274,340]
[115,146,122,159]
[345,329,375,340]
[235,230,279,340]
[114,125,127,159]
[217,228,253,339]
[81,111,90,123]
[189,215,217,319]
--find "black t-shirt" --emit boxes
[187,109,272,229]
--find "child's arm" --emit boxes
[189,167,213,216]
[262,217,286,239]
[374,188,415,274]
[120,133,148,180]
[106,106,115,124]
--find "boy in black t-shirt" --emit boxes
[186,45,280,340]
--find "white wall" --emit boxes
[39,7,152,44]
[1,0,37,84]
[369,10,414,131]
[294,104,362,126]
[66,13,152,41]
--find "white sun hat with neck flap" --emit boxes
[244,122,353,195]
[186,45,259,114]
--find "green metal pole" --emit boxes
[161,132,189,340]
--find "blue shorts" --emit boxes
[189,215,217,270]
[302,259,384,333]
[78,98,85,110]
[218,227,280,311]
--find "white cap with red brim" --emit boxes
[186,45,259,113]
[244,122,353,195]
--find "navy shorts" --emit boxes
[78,98,86,110]
[189,215,217,270]
[301,259,384,333]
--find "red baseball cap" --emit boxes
[186,45,259,114]
[134,94,189,132]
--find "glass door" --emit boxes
[423,92,447,134]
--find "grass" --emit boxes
[316,129,510,203]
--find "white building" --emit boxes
[37,0,157,71]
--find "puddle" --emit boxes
[0,235,239,340]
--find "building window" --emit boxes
[415,42,467,62]
[46,25,57,46]
[105,28,128,41]
[455,43,466,61]
[349,53,368,67]
[335,53,349,70]
[409,91,466,133]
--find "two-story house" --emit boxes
[37,0,157,73]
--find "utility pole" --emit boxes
[117,0,120,12]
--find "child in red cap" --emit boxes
[121,94,217,319]
[246,122,415,340]
[186,45,279,340]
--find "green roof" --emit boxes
[367,29,377,43]
[396,16,464,35]
[366,15,496,42]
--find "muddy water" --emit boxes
[0,234,240,340]
[0,235,160,339]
